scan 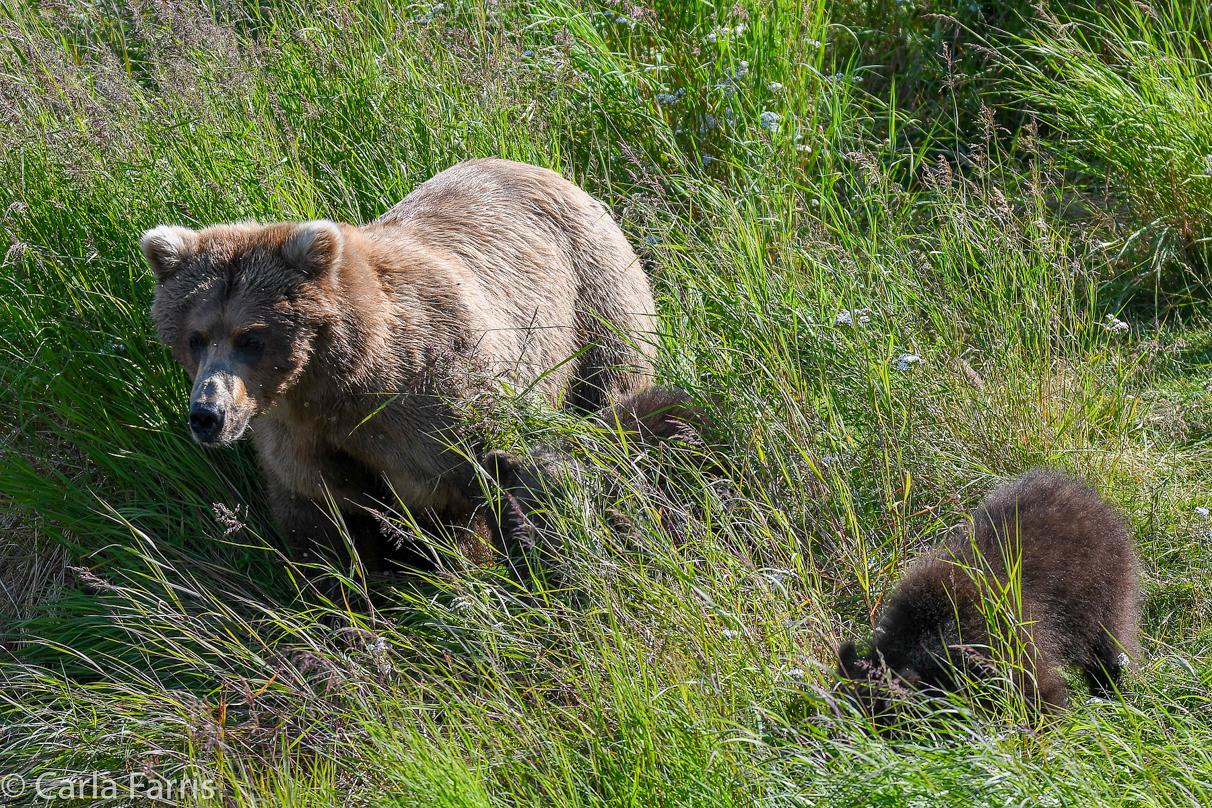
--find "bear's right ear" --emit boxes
[141,226,199,282]
[484,449,524,486]
[282,220,343,279]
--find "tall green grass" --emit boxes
[1014,1,1212,295]
[1,0,1211,805]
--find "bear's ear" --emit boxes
[950,645,997,683]
[482,450,542,554]
[282,220,343,279]
[484,449,524,486]
[837,642,862,677]
[141,225,199,282]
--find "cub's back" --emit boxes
[959,470,1140,658]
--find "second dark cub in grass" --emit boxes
[483,386,715,563]
[837,470,1140,723]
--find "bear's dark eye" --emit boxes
[236,332,264,355]
[188,333,205,352]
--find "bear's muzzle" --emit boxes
[189,365,254,446]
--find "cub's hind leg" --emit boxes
[1083,631,1129,699]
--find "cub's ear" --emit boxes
[482,450,541,554]
[837,642,862,677]
[951,645,997,683]
[282,220,343,278]
[484,449,524,487]
[895,666,921,688]
[141,226,199,282]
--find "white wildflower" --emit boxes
[706,24,745,45]
[411,2,444,24]
[834,308,870,327]
[894,353,922,372]
[759,111,781,132]
[767,81,783,92]
[1197,507,1210,519]
[780,667,808,683]
[365,635,391,675]
[721,629,743,638]
[655,87,684,105]
[1104,314,1130,333]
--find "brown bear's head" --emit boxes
[143,220,346,446]
[836,613,999,729]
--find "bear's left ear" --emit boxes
[141,225,199,282]
[282,220,343,279]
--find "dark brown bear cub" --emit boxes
[483,386,714,566]
[837,470,1140,724]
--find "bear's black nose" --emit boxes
[189,403,224,442]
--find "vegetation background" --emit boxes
[1,0,1211,803]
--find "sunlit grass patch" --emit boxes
[1013,0,1212,295]
[1,0,1211,804]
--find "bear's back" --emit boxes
[371,159,622,271]
[954,470,1140,662]
[367,158,656,409]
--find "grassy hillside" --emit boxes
[1,0,1211,804]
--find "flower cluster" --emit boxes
[834,309,871,327]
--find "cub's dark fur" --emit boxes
[483,386,715,565]
[837,470,1140,723]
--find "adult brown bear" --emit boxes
[837,470,1140,725]
[143,158,657,568]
